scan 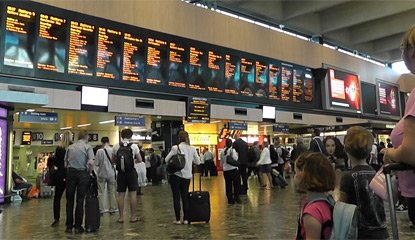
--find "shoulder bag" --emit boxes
[167,145,186,174]
[226,148,239,167]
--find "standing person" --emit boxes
[149,148,161,185]
[50,130,72,227]
[64,130,95,234]
[165,130,200,224]
[95,137,117,215]
[247,141,260,179]
[137,143,146,195]
[203,147,215,177]
[112,128,142,223]
[257,141,273,189]
[232,134,248,194]
[377,142,386,165]
[309,129,325,154]
[382,25,415,229]
[159,146,168,182]
[274,139,286,177]
[294,152,336,239]
[220,138,241,205]
[386,138,393,148]
[290,137,307,164]
[339,126,388,239]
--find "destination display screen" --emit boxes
[189,46,207,91]
[68,21,96,76]
[4,6,36,69]
[146,37,168,85]
[281,63,293,102]
[187,97,210,123]
[168,42,187,88]
[37,13,67,72]
[292,68,303,103]
[207,50,224,93]
[239,57,255,97]
[96,27,122,79]
[122,32,145,82]
[255,61,267,98]
[224,54,239,95]
[304,69,313,102]
[268,63,280,101]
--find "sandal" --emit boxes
[130,217,138,223]
[117,219,124,223]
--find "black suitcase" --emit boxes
[85,173,100,232]
[272,169,288,188]
[188,173,210,224]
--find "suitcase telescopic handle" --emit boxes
[192,164,202,192]
[383,163,415,175]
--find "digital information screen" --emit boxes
[281,63,293,102]
[304,69,313,102]
[207,50,224,93]
[239,57,255,97]
[168,42,187,88]
[96,27,122,79]
[189,46,206,91]
[68,21,96,76]
[255,61,267,98]
[187,97,210,123]
[146,37,168,85]
[22,131,32,145]
[122,33,145,82]
[377,81,400,116]
[224,54,239,95]
[4,6,36,69]
[292,68,303,103]
[37,13,67,73]
[268,63,280,101]
[327,68,361,112]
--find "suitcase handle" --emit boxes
[192,164,202,192]
[383,163,415,175]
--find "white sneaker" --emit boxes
[173,220,181,225]
[183,220,189,225]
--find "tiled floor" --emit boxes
[1,172,414,239]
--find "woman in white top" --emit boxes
[165,131,200,225]
[257,141,273,189]
[220,138,241,204]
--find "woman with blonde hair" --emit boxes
[50,130,73,227]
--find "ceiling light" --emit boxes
[77,123,91,127]
[98,120,115,124]
[60,126,72,130]
[25,109,35,112]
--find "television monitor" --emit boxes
[81,86,109,111]
[376,79,401,118]
[262,106,276,119]
[322,65,362,113]
[361,82,377,115]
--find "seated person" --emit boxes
[12,171,32,197]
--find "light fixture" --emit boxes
[60,126,73,130]
[77,123,91,127]
[98,120,115,124]
[25,109,35,112]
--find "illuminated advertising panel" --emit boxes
[377,80,401,117]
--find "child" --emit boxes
[295,151,336,239]
[339,126,388,239]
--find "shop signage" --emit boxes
[41,140,53,145]
[0,108,7,203]
[88,133,99,142]
[187,97,210,123]
[115,116,145,127]
[32,132,44,141]
[19,112,58,124]
[228,122,247,130]
[189,134,217,145]
[22,131,32,145]
[54,133,61,142]
[273,124,289,133]
[131,134,152,141]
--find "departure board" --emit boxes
[268,63,280,101]
[168,42,187,88]
[4,6,36,69]
[292,68,303,103]
[255,61,267,98]
[207,50,224,93]
[96,27,122,79]
[146,37,168,85]
[304,70,313,102]
[281,63,292,102]
[37,13,67,72]
[189,46,207,91]
[122,32,145,82]
[68,21,96,76]
[224,54,239,95]
[240,57,255,97]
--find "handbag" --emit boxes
[369,167,387,201]
[167,145,186,174]
[226,148,239,167]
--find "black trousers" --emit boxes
[65,168,90,229]
[408,197,415,224]
[223,169,240,203]
[204,160,215,176]
[169,174,191,221]
[151,166,159,185]
[53,179,66,220]
[239,164,248,193]
[199,163,205,176]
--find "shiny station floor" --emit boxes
[1,172,414,240]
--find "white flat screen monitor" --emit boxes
[81,86,109,107]
[262,106,276,119]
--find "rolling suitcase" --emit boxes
[188,173,210,224]
[85,172,100,232]
[272,169,288,188]
[383,163,415,240]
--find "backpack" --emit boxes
[280,147,289,161]
[270,147,278,164]
[116,142,134,173]
[296,194,358,240]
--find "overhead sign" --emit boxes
[19,112,58,124]
[273,124,289,133]
[115,116,145,126]
[228,122,247,130]
[22,131,32,145]
[32,132,44,141]
[41,140,53,145]
[187,97,210,123]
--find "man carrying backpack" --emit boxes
[112,129,142,223]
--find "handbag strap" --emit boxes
[103,148,117,177]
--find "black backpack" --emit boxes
[280,147,289,161]
[116,142,134,173]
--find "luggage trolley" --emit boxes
[383,163,415,240]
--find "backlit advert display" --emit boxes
[0,1,316,110]
[377,80,400,117]
[327,67,361,113]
